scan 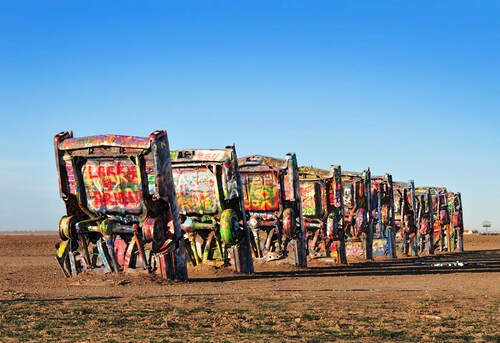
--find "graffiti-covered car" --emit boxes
[447,192,464,252]
[170,148,254,273]
[54,130,188,280]
[298,165,346,264]
[393,180,418,256]
[415,187,450,253]
[238,154,307,267]
[415,187,435,254]
[342,169,374,260]
[370,174,397,258]
[434,188,451,252]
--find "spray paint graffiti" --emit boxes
[298,165,347,264]
[373,238,389,255]
[241,173,280,211]
[63,156,77,195]
[415,187,451,254]
[342,169,374,260]
[58,134,149,150]
[283,174,295,201]
[346,241,364,257]
[330,174,342,209]
[392,180,418,256]
[173,168,219,214]
[300,182,319,216]
[370,174,397,258]
[448,192,464,252]
[239,154,307,268]
[414,187,450,254]
[54,130,188,281]
[343,185,353,208]
[83,159,142,214]
[170,148,254,274]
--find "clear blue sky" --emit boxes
[0,1,499,231]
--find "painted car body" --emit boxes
[414,187,436,254]
[298,165,346,263]
[54,130,188,280]
[393,180,418,256]
[447,192,464,252]
[415,187,449,254]
[238,154,307,267]
[342,169,374,260]
[170,147,254,273]
[370,174,397,257]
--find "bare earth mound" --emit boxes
[0,233,498,342]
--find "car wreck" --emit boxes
[447,192,465,252]
[370,174,397,257]
[415,187,436,255]
[54,130,188,280]
[238,154,307,267]
[342,169,374,260]
[170,147,254,273]
[393,180,418,256]
[298,165,347,263]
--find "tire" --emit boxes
[143,217,173,253]
[220,209,241,245]
[282,208,296,238]
[58,215,77,241]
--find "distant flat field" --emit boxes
[0,234,498,342]
[0,231,56,235]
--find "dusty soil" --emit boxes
[0,233,498,342]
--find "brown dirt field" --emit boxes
[0,233,499,342]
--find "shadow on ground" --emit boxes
[191,249,500,283]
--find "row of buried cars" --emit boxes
[54,130,465,280]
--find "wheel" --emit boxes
[220,209,241,245]
[282,208,297,238]
[58,215,77,241]
[143,217,173,253]
[143,217,162,243]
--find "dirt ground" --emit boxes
[0,233,498,342]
